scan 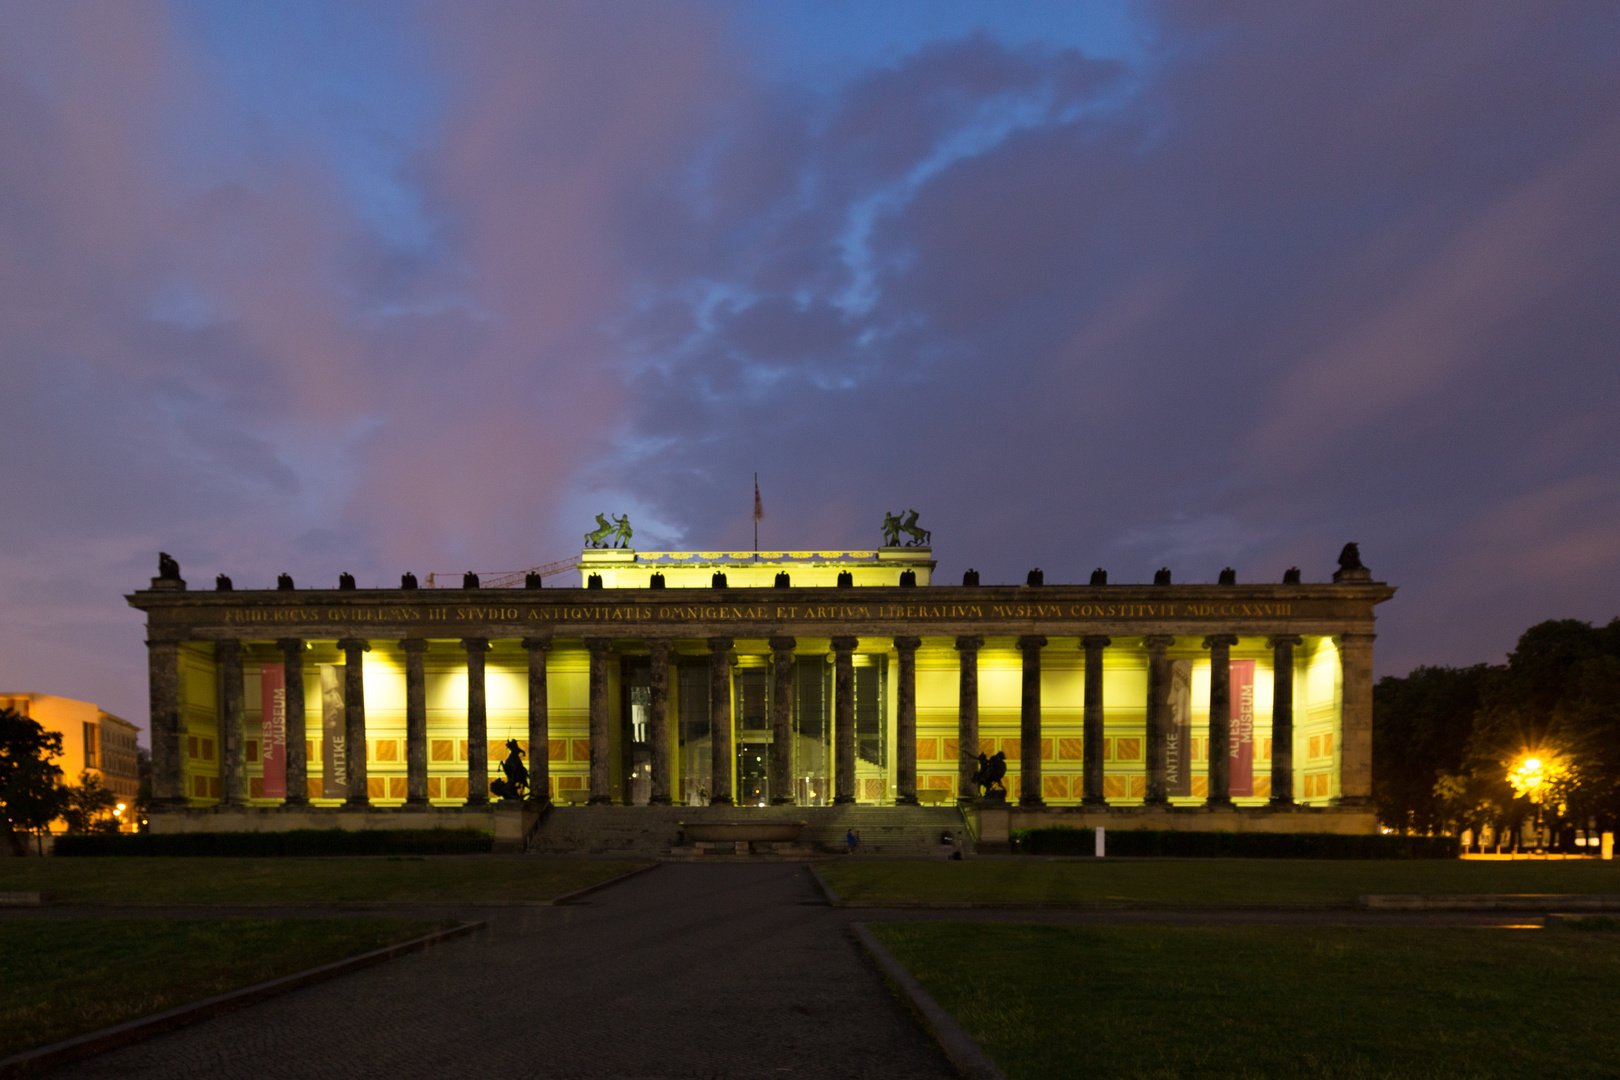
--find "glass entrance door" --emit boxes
[793,659,830,805]
[735,667,770,805]
[738,742,768,806]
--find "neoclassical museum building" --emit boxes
[130,536,1394,848]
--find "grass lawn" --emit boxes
[871,921,1620,1080]
[0,917,454,1057]
[0,857,644,905]
[821,859,1620,906]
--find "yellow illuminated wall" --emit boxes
[578,548,934,588]
[203,630,1344,809]
[178,642,218,803]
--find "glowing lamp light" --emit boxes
[1508,755,1544,801]
[1507,753,1566,806]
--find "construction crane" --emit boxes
[425,555,581,589]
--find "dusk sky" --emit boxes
[4,2,1619,734]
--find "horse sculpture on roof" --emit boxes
[585,514,632,549]
[882,509,930,548]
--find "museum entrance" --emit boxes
[736,666,770,805]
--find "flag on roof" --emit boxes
[753,476,765,521]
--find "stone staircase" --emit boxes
[526,803,972,857]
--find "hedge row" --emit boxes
[52,828,494,857]
[1011,828,1459,859]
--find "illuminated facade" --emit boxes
[129,546,1393,838]
[1,693,142,828]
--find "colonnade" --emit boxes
[149,631,1374,810]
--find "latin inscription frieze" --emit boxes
[215,599,1301,627]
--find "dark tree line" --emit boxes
[1374,618,1620,843]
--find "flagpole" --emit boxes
[753,472,758,560]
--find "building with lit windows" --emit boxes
[129,542,1393,850]
[1,692,142,827]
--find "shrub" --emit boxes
[1011,828,1459,859]
[51,828,493,857]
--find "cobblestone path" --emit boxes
[49,863,955,1080]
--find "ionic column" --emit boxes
[586,638,612,804]
[1081,635,1110,806]
[893,637,921,805]
[217,640,246,806]
[463,638,491,806]
[1203,634,1238,807]
[1267,636,1301,805]
[277,639,308,806]
[1142,635,1174,805]
[147,640,183,805]
[402,639,428,805]
[955,636,983,804]
[832,636,857,804]
[647,640,670,806]
[338,638,370,807]
[769,637,795,805]
[1336,632,1375,806]
[1018,635,1047,807]
[708,637,735,806]
[523,638,552,805]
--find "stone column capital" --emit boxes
[520,636,552,652]
[1334,632,1377,645]
[584,636,611,654]
[955,635,984,653]
[1202,634,1239,650]
[646,638,672,657]
[1266,635,1303,650]
[830,635,858,652]
[336,637,371,653]
[215,639,242,658]
[767,636,797,654]
[1017,635,1047,652]
[892,636,922,652]
[1080,635,1112,650]
[707,636,735,654]
[1142,634,1175,652]
[400,638,429,654]
[460,637,491,653]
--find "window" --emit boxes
[83,722,100,769]
[855,659,886,767]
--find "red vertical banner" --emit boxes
[260,664,287,799]
[1229,660,1255,797]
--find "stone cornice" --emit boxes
[128,582,1396,642]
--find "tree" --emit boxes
[0,708,67,855]
[1465,619,1620,838]
[60,771,120,834]
[1372,664,1488,833]
[1372,618,1620,843]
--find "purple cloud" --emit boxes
[1,2,1618,733]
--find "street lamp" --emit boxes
[1508,753,1568,855]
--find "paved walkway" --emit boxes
[49,863,956,1080]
